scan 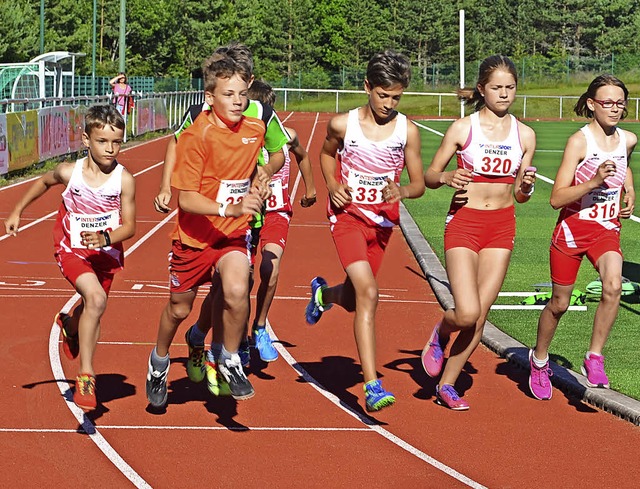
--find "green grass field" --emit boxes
[403,120,640,400]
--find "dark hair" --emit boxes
[366,50,411,89]
[248,79,276,106]
[574,74,629,119]
[458,55,518,111]
[85,104,125,135]
[202,43,253,92]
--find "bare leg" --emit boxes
[533,283,573,360]
[589,251,623,354]
[217,251,252,353]
[74,273,109,376]
[155,288,197,356]
[254,243,284,327]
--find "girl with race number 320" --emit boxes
[421,55,537,410]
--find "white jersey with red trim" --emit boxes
[266,146,293,214]
[552,125,628,248]
[330,108,407,227]
[456,112,523,184]
[53,158,125,271]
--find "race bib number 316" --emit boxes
[579,188,621,222]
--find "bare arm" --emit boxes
[286,127,316,207]
[619,130,637,218]
[513,123,537,204]
[4,163,71,236]
[383,121,425,202]
[549,131,615,210]
[178,188,264,218]
[153,137,177,213]
[423,118,474,190]
[113,170,136,244]
[319,114,351,209]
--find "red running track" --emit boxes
[0,112,638,488]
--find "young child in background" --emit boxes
[529,74,636,400]
[246,79,316,363]
[5,105,136,410]
[305,50,425,412]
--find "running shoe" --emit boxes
[146,356,169,408]
[582,353,610,388]
[253,327,278,362]
[528,349,553,400]
[56,312,79,360]
[217,353,255,400]
[435,384,469,411]
[239,338,251,368]
[204,350,231,396]
[421,322,445,378]
[305,276,332,325]
[364,379,396,412]
[74,373,96,410]
[185,325,205,383]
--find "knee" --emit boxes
[168,298,193,322]
[547,295,570,317]
[223,282,249,309]
[453,308,480,329]
[84,290,108,316]
[357,282,379,307]
[601,279,622,301]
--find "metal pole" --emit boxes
[92,0,97,96]
[40,0,45,54]
[119,0,126,73]
[459,9,465,119]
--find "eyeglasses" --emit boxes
[591,99,627,109]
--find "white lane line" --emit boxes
[0,426,373,433]
[267,325,487,489]
[49,210,177,488]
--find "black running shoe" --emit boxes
[146,356,169,408]
[217,354,255,400]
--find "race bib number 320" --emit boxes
[347,169,394,205]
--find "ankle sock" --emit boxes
[150,348,170,371]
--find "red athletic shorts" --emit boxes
[331,212,392,276]
[55,251,115,294]
[260,211,291,250]
[444,205,516,252]
[168,230,253,293]
[549,229,622,286]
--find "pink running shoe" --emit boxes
[421,322,444,377]
[528,349,553,400]
[581,353,610,388]
[435,384,469,411]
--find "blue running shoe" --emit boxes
[364,379,396,412]
[305,276,332,325]
[239,339,250,368]
[253,327,278,362]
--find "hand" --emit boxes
[237,187,264,216]
[442,168,473,189]
[251,178,272,201]
[619,193,635,219]
[594,161,616,186]
[382,178,402,203]
[300,193,317,208]
[153,189,172,213]
[520,166,537,194]
[80,231,104,249]
[4,213,20,236]
[328,182,352,208]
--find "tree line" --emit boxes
[2,0,640,88]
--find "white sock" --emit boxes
[532,351,549,368]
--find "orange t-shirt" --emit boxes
[170,111,265,249]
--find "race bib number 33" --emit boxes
[347,170,394,205]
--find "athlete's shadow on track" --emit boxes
[494,347,598,414]
[295,355,391,424]
[383,349,475,402]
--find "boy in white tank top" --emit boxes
[5,105,136,411]
[304,50,425,412]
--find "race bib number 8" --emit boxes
[266,178,285,211]
[69,210,120,248]
[216,179,251,205]
[347,170,394,205]
[579,188,621,222]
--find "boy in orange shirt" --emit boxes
[146,49,268,407]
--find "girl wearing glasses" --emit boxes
[528,75,636,400]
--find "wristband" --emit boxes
[218,201,229,218]
[99,230,111,247]
[521,184,535,196]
